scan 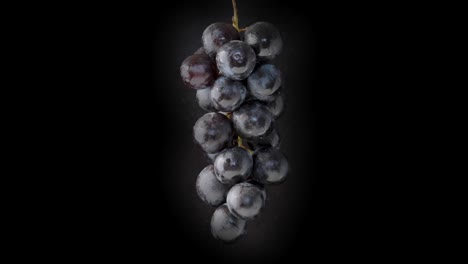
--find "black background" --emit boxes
[45,0,402,260]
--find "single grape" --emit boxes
[193,113,233,153]
[252,147,288,184]
[244,22,283,61]
[210,76,247,112]
[180,53,217,89]
[196,165,230,206]
[267,94,284,118]
[214,146,253,184]
[202,23,240,57]
[232,101,273,138]
[226,182,265,220]
[211,203,246,242]
[216,40,256,81]
[247,64,282,99]
[196,88,216,112]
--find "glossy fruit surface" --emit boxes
[202,23,240,57]
[193,112,233,153]
[214,147,253,184]
[180,54,217,89]
[211,203,246,242]
[211,76,247,112]
[244,22,283,61]
[232,101,272,138]
[216,40,256,81]
[226,182,265,220]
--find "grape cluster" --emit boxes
[181,21,288,242]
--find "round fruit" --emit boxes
[211,76,247,112]
[226,182,265,220]
[196,165,230,206]
[214,147,253,184]
[253,147,288,184]
[180,53,217,89]
[244,22,283,61]
[193,112,233,153]
[196,88,216,112]
[247,64,282,98]
[216,40,256,81]
[211,203,246,242]
[232,101,273,138]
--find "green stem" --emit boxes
[232,0,246,32]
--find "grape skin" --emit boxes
[232,101,273,138]
[193,113,233,153]
[211,76,247,112]
[211,203,246,242]
[202,23,240,57]
[267,94,284,118]
[244,22,283,61]
[196,165,230,206]
[214,147,253,184]
[196,88,216,112]
[216,40,257,81]
[247,64,282,99]
[252,147,289,184]
[180,53,217,89]
[226,182,265,220]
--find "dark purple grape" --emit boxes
[244,22,283,61]
[196,88,216,112]
[232,101,272,138]
[214,147,253,184]
[180,54,217,89]
[196,165,230,206]
[202,23,240,57]
[211,203,246,242]
[267,95,284,118]
[216,40,256,81]
[226,182,265,220]
[211,76,247,112]
[252,147,288,184]
[247,64,282,99]
[193,113,233,153]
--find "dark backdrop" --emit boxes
[17,0,415,259]
[60,0,358,261]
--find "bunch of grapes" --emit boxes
[180,19,288,242]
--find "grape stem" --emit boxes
[232,0,246,32]
[237,136,254,154]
